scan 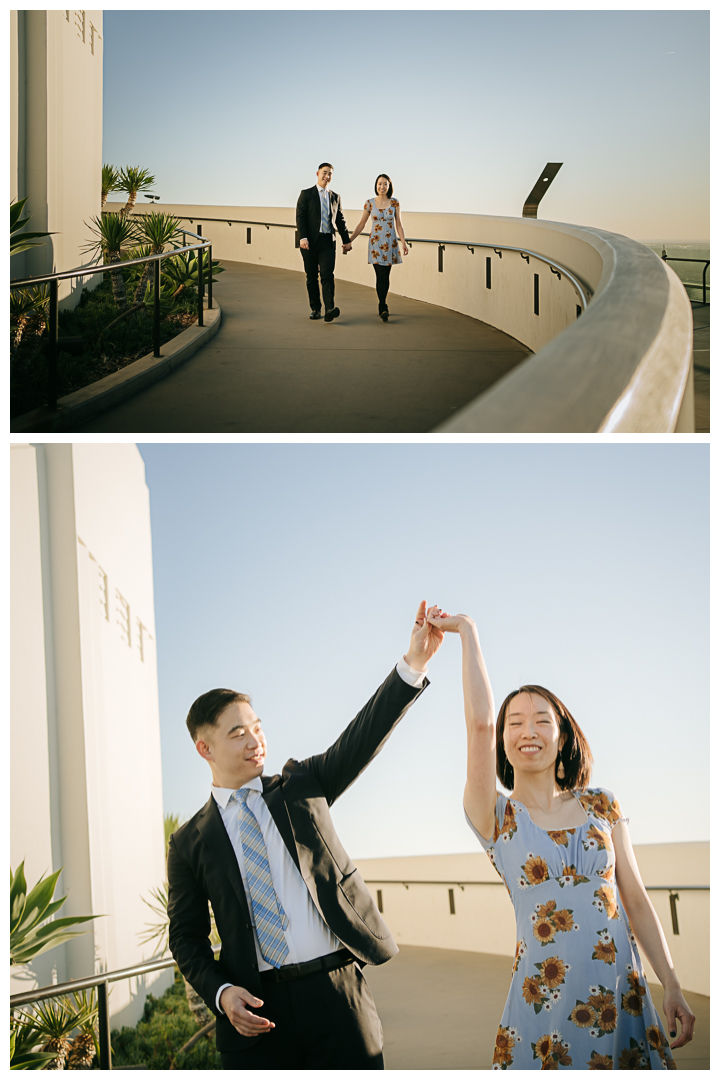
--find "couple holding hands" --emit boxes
[167,602,694,1070]
[296,162,408,323]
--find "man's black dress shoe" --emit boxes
[309,310,322,320]
[324,307,340,322]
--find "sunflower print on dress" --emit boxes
[465,788,675,1069]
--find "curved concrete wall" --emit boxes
[110,202,694,433]
[355,845,709,997]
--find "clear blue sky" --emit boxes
[102,10,709,241]
[137,443,708,856]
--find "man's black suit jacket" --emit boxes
[167,667,427,1052]
[296,185,351,246]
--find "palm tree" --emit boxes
[132,211,183,303]
[82,212,138,311]
[101,164,122,208]
[118,166,156,215]
[10,284,50,350]
[17,991,98,1070]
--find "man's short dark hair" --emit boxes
[318,162,333,171]
[186,688,251,742]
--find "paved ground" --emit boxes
[364,945,710,1070]
[75,261,532,433]
[691,302,710,433]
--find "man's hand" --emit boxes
[343,243,352,253]
[300,238,309,250]
[219,985,274,1037]
[404,601,446,672]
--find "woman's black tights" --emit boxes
[373,264,391,311]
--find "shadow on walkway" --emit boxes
[364,945,709,1070]
[76,261,532,433]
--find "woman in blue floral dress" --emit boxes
[347,174,408,321]
[427,610,695,1070]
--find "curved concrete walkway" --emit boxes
[364,945,709,1070]
[76,261,532,433]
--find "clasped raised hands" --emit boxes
[404,601,447,671]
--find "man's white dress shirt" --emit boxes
[214,658,425,1010]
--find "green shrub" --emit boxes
[110,969,221,1070]
[10,272,202,418]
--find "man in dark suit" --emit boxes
[296,162,352,322]
[167,602,446,1070]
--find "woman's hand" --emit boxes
[404,602,447,670]
[427,612,474,634]
[663,984,695,1049]
[402,241,409,256]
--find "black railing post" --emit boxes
[208,244,213,310]
[703,261,709,305]
[197,245,204,328]
[98,980,112,1070]
[197,225,204,300]
[48,278,59,409]
[154,257,161,358]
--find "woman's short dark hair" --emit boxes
[375,173,393,198]
[495,685,593,792]
[186,688,251,742]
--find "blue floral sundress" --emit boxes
[466,787,675,1069]
[364,197,402,265]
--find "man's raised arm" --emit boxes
[306,602,446,805]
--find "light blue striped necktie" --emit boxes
[235,787,289,968]
[320,188,330,233]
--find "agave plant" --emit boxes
[17,991,98,1071]
[82,212,138,311]
[132,212,183,303]
[162,248,225,298]
[10,285,50,349]
[101,164,122,208]
[117,166,156,215]
[11,862,99,967]
[11,198,54,257]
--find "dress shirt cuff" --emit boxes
[396,657,427,687]
[216,983,233,1014]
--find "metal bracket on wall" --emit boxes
[523,162,563,218]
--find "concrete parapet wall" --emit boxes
[354,844,709,997]
[109,203,694,432]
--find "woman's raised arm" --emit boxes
[428,613,497,839]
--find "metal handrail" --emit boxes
[146,213,593,313]
[660,254,710,304]
[10,225,214,412]
[363,879,708,891]
[10,945,220,1070]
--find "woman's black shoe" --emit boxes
[379,305,389,322]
